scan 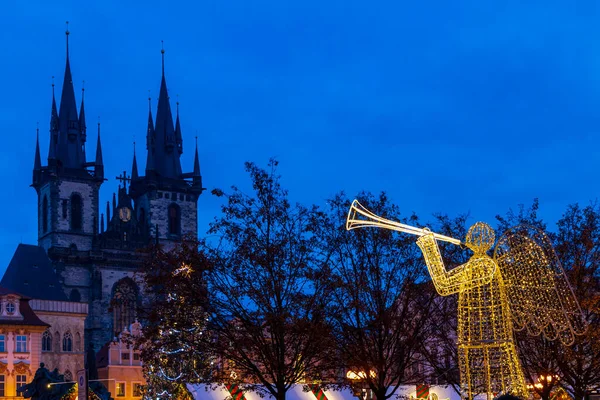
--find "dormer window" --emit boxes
[6,302,15,315]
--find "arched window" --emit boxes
[167,203,180,235]
[70,194,82,231]
[75,332,81,352]
[69,289,81,302]
[42,196,48,233]
[112,278,138,337]
[63,330,73,352]
[64,370,72,382]
[42,330,52,352]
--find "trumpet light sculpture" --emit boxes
[346,201,586,400]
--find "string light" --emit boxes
[346,202,587,400]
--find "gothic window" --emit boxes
[75,332,81,352]
[64,370,72,382]
[168,203,180,236]
[63,330,73,352]
[69,289,81,302]
[112,279,138,337]
[70,194,82,231]
[42,196,48,233]
[42,330,52,352]
[62,199,68,219]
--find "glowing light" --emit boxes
[173,263,194,277]
[346,370,376,380]
[346,201,587,400]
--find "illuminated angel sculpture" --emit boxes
[346,201,587,400]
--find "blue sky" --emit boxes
[1,1,599,271]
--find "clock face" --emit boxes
[119,207,132,222]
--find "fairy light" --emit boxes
[346,202,587,400]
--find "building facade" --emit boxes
[0,288,48,399]
[2,28,203,371]
[97,321,144,400]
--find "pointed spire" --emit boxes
[95,121,104,178]
[193,136,201,178]
[106,201,111,225]
[100,213,105,233]
[175,100,183,155]
[132,141,139,180]
[112,192,117,213]
[145,95,155,173]
[79,84,87,136]
[34,125,41,171]
[154,42,181,178]
[48,78,58,162]
[58,22,83,169]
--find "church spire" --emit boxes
[193,136,202,188]
[95,122,104,178]
[79,84,87,139]
[153,43,181,178]
[34,125,41,171]
[132,142,139,180]
[48,79,58,163]
[145,96,155,173]
[175,101,183,155]
[57,22,84,169]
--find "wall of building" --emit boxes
[98,328,144,400]
[29,299,87,381]
[0,329,44,398]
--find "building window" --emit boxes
[0,375,5,396]
[15,335,27,353]
[63,331,73,352]
[0,335,5,352]
[133,352,140,361]
[70,194,82,231]
[6,302,15,315]
[167,203,180,235]
[42,196,48,233]
[16,374,27,391]
[42,330,52,352]
[121,352,130,361]
[116,382,125,397]
[133,383,143,397]
[64,370,72,382]
[112,279,138,337]
[62,199,68,219]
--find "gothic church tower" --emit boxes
[24,30,204,351]
[32,27,104,253]
[129,47,204,246]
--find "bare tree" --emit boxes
[319,192,437,400]
[553,203,600,400]
[205,159,336,400]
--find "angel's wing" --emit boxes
[493,225,587,345]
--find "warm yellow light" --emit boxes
[173,263,194,277]
[347,201,587,400]
[346,370,376,380]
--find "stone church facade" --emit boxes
[2,29,204,355]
